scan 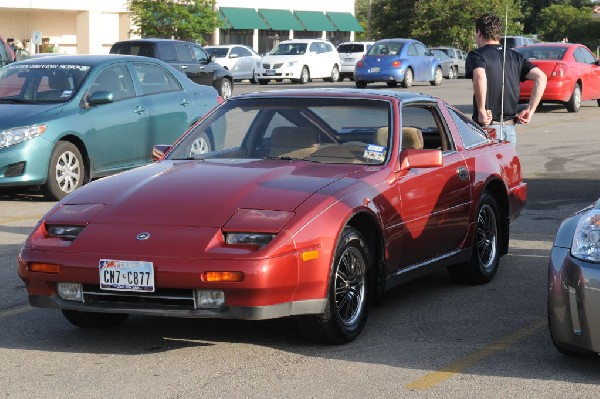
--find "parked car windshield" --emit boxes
[513,46,567,60]
[269,43,308,55]
[167,97,392,165]
[0,63,90,103]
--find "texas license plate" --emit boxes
[99,259,155,292]
[369,67,380,73]
[266,69,276,75]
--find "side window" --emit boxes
[309,42,320,53]
[401,103,455,152]
[88,64,135,102]
[176,44,194,62]
[447,107,488,148]
[415,43,428,56]
[193,45,209,62]
[133,63,183,95]
[576,47,597,64]
[236,47,251,57]
[156,43,176,62]
[407,44,418,56]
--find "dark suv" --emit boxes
[110,39,234,99]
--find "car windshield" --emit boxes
[206,48,229,58]
[167,97,392,165]
[0,63,90,103]
[269,43,308,55]
[367,42,403,56]
[513,46,567,60]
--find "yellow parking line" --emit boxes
[0,304,32,319]
[405,318,546,390]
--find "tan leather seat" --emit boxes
[401,127,424,150]
[269,126,319,158]
[374,127,389,147]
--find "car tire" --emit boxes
[355,80,367,88]
[249,70,258,84]
[430,67,443,86]
[324,65,339,82]
[297,227,370,344]
[215,78,233,100]
[189,132,212,156]
[258,79,269,85]
[386,81,398,88]
[401,68,413,88]
[43,141,85,201]
[448,66,455,80]
[566,84,581,113]
[447,192,500,284]
[62,310,129,329]
[298,66,310,84]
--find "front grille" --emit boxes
[4,162,25,177]
[262,63,283,69]
[262,63,270,69]
[82,284,196,310]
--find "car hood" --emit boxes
[66,159,364,228]
[0,103,63,129]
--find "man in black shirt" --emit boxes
[465,13,546,146]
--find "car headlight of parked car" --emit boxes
[0,124,47,148]
[571,208,600,262]
[224,232,275,247]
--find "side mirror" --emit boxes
[152,145,171,161]
[87,91,114,106]
[399,149,443,171]
[208,55,215,63]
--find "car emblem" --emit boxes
[136,232,151,240]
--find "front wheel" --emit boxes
[249,70,258,84]
[566,84,581,112]
[430,67,443,86]
[43,141,85,201]
[447,192,500,284]
[62,310,128,329]
[215,78,233,100]
[298,66,310,84]
[297,227,370,344]
[401,68,413,88]
[189,132,212,156]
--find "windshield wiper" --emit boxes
[263,156,320,163]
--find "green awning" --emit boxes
[294,10,336,31]
[218,13,232,29]
[258,9,303,31]
[326,12,364,32]
[219,7,268,30]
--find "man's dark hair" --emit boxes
[475,13,502,41]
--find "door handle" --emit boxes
[181,65,188,70]
[133,106,145,115]
[456,166,469,181]
[179,99,189,107]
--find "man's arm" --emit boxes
[517,67,547,124]
[472,67,492,126]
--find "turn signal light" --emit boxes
[202,271,244,282]
[29,263,60,273]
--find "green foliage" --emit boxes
[128,0,218,43]
[537,3,600,50]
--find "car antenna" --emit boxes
[500,4,509,141]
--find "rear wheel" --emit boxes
[401,68,413,88]
[297,227,370,344]
[324,65,339,82]
[566,84,581,112]
[62,310,128,329]
[447,192,500,284]
[43,141,85,201]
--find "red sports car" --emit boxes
[18,89,527,344]
[514,42,600,112]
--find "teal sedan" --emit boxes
[0,55,221,200]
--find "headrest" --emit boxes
[374,127,389,147]
[401,127,424,150]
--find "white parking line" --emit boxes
[0,305,32,319]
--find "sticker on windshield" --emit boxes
[6,64,90,71]
[60,90,73,98]
[363,144,386,161]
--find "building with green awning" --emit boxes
[326,11,364,32]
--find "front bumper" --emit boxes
[0,136,53,187]
[256,65,301,80]
[548,247,600,354]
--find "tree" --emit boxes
[369,0,415,40]
[127,0,219,43]
[537,3,600,49]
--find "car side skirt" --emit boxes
[29,295,327,321]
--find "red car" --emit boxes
[514,42,600,112]
[18,89,527,344]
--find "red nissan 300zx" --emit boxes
[18,89,527,344]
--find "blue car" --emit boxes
[0,55,221,200]
[354,39,443,88]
